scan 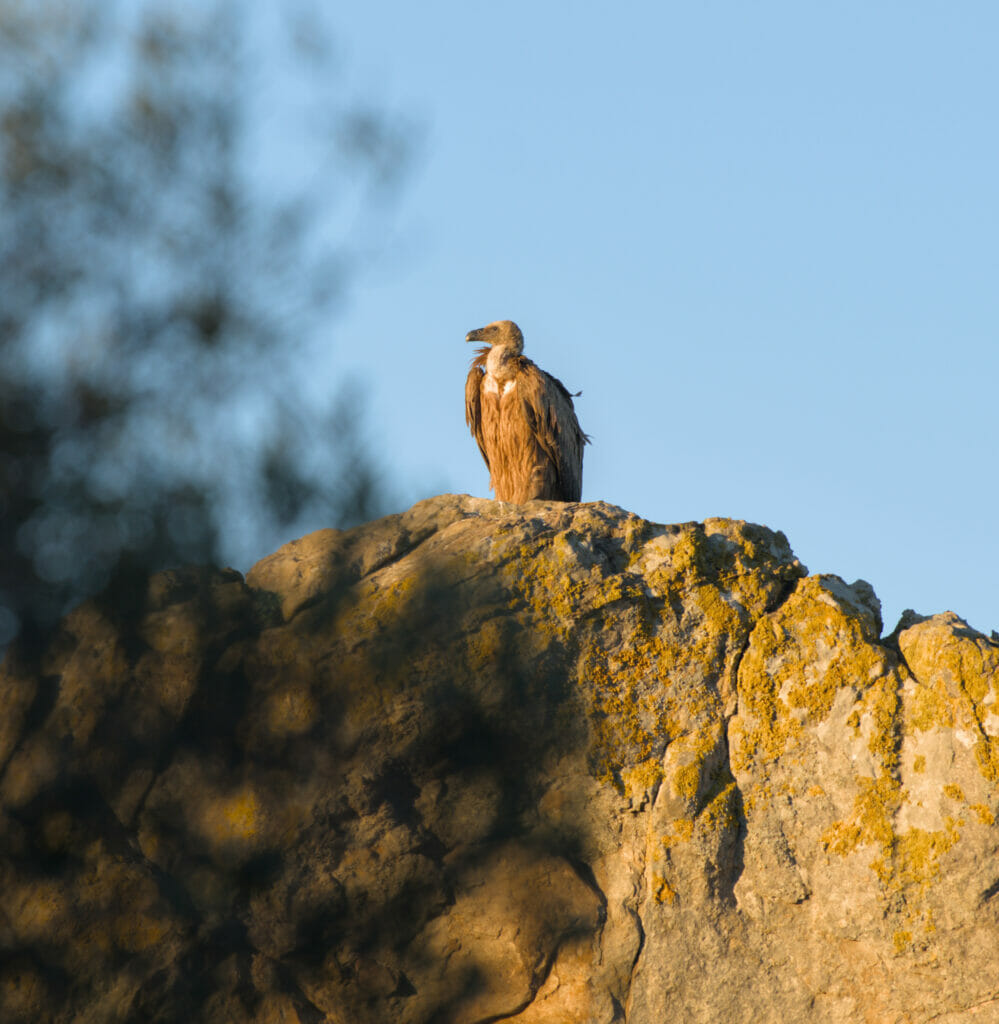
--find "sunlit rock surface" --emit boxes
[1,494,997,1023]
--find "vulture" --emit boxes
[464,320,589,503]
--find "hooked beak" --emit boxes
[465,328,485,343]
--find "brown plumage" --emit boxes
[464,320,588,502]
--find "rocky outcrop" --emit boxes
[1,494,997,1023]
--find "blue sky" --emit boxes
[308,2,996,635]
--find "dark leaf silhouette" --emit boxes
[0,0,414,651]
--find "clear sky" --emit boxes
[309,2,997,635]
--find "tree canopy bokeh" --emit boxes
[0,0,413,649]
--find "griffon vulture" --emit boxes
[464,320,588,503]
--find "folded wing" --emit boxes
[516,360,588,502]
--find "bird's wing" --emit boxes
[465,350,490,468]
[518,359,589,502]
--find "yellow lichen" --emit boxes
[871,822,960,894]
[504,535,588,627]
[900,618,999,786]
[674,761,702,802]
[375,575,416,622]
[652,874,677,905]
[970,803,995,825]
[823,764,961,949]
[733,579,895,777]
[942,784,965,802]
[858,674,901,769]
[580,623,729,791]
[821,772,900,858]
[501,520,780,795]
[734,574,969,955]
[620,757,664,797]
[468,619,507,670]
[973,737,999,784]
[662,818,694,848]
[906,681,954,733]
[700,781,738,833]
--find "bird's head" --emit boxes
[465,320,524,354]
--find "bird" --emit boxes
[464,320,588,503]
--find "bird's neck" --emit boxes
[486,344,520,381]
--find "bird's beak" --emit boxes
[465,328,485,343]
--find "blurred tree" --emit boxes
[0,0,413,649]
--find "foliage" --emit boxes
[0,0,412,648]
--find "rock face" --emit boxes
[1,494,998,1023]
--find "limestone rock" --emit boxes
[0,495,996,1023]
